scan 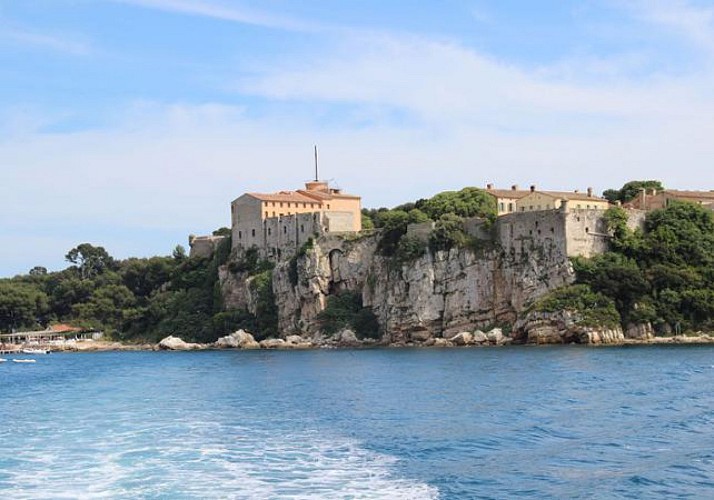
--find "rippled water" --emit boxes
[1,346,714,498]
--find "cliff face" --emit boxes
[221,231,575,342]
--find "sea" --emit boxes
[1,346,713,499]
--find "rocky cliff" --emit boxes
[220,230,576,343]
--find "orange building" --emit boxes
[231,180,361,254]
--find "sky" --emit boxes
[1,0,714,277]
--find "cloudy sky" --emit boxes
[2,0,714,276]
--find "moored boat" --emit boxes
[21,348,49,355]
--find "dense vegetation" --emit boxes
[0,231,277,343]
[602,180,664,204]
[316,291,380,339]
[536,178,714,334]
[362,186,497,257]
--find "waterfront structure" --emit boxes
[626,188,714,211]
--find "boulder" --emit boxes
[487,328,504,345]
[158,336,203,351]
[260,338,286,349]
[433,338,454,347]
[214,329,260,349]
[472,330,488,344]
[449,331,473,346]
[336,329,360,347]
[284,335,314,349]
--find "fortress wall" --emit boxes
[188,235,228,259]
[564,209,610,258]
[496,210,568,260]
[324,211,355,233]
[263,213,323,260]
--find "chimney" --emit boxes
[486,183,493,190]
[650,188,657,196]
[530,185,536,192]
[587,187,593,197]
[511,184,519,191]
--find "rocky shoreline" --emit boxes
[23,327,714,353]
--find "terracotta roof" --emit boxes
[50,324,82,333]
[664,190,714,200]
[485,189,532,199]
[537,191,609,202]
[246,192,320,204]
[297,190,361,201]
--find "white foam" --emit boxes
[1,421,439,499]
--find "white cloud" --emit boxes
[111,0,322,32]
[0,26,91,55]
[628,0,714,53]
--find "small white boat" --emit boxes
[12,359,36,363]
[0,358,6,363]
[21,349,49,355]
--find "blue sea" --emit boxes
[1,346,714,499]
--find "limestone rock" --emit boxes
[260,338,286,349]
[486,328,504,345]
[450,331,473,346]
[471,330,487,344]
[336,328,360,347]
[158,336,203,350]
[214,329,260,349]
[410,329,432,343]
[625,322,654,340]
[433,338,454,347]
[285,335,314,349]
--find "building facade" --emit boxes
[231,180,361,259]
[626,189,714,211]
[516,187,609,212]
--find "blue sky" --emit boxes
[2,0,714,277]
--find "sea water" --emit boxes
[1,346,713,499]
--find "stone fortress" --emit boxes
[190,179,714,261]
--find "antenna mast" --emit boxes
[314,145,319,181]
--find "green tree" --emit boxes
[602,180,664,203]
[0,282,49,331]
[65,243,114,280]
[418,187,496,220]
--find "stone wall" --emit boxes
[188,235,228,259]
[262,212,324,260]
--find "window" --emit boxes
[271,202,275,207]
[272,211,276,217]
[300,224,305,233]
[303,203,307,208]
[268,228,271,236]
[529,205,533,210]
[508,203,513,212]
[327,204,331,209]
[265,211,268,218]
[238,231,242,239]
[585,227,589,233]
[499,202,504,212]
[280,202,283,208]
[251,229,255,237]
[283,226,287,234]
